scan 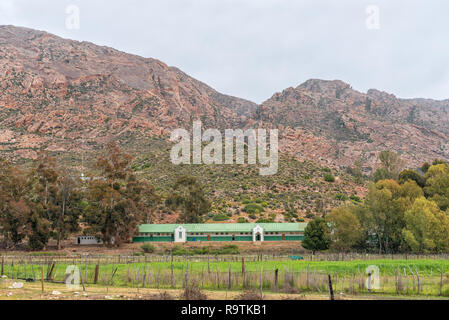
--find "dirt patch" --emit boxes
[2,240,306,256]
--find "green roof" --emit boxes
[138,223,307,233]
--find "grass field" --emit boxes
[2,256,449,299]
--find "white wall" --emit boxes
[174,226,186,243]
[75,236,103,245]
[252,225,264,242]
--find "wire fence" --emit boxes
[1,253,449,297]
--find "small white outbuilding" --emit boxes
[75,236,103,245]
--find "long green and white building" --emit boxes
[133,223,307,243]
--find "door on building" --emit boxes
[282,234,285,241]
[256,234,261,241]
[207,234,211,241]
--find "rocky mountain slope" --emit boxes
[1,25,449,174]
[258,79,449,170]
[0,25,256,160]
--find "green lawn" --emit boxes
[3,258,449,297]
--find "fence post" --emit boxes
[328,274,334,300]
[207,254,210,274]
[171,263,175,288]
[228,264,232,290]
[367,272,372,292]
[274,268,279,291]
[94,264,99,284]
[46,262,56,281]
[184,263,189,289]
[41,265,44,293]
[80,268,86,292]
[415,266,420,294]
[242,257,246,289]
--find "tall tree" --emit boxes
[374,150,404,182]
[362,180,408,253]
[166,176,210,223]
[84,142,156,246]
[423,163,449,211]
[0,159,30,248]
[25,154,59,250]
[53,172,82,249]
[398,169,426,187]
[348,158,364,184]
[302,217,330,254]
[326,207,363,252]
[402,197,449,253]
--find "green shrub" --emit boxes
[349,195,361,202]
[335,193,347,201]
[170,245,189,256]
[141,243,156,253]
[169,245,239,255]
[237,217,248,223]
[243,203,265,214]
[305,210,314,219]
[191,247,211,255]
[218,244,239,254]
[213,214,229,221]
[324,173,335,182]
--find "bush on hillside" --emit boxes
[324,173,335,182]
[212,214,229,221]
[243,203,265,214]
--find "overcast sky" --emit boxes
[1,0,448,103]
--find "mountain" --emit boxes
[0,25,256,160]
[257,79,449,170]
[4,25,449,221]
[1,25,449,174]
